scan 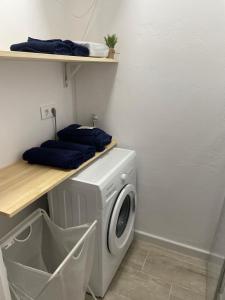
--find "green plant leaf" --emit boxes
[104,34,118,48]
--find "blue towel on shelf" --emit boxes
[10,37,89,57]
[57,124,112,152]
[41,140,96,161]
[23,147,84,169]
[28,37,89,56]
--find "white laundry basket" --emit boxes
[0,209,97,300]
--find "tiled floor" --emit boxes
[94,239,207,300]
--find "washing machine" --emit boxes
[48,147,137,297]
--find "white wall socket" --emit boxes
[40,104,55,120]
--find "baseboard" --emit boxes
[135,229,210,260]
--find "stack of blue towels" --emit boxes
[57,124,112,152]
[11,37,89,57]
[23,125,112,169]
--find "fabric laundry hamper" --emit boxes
[0,209,97,300]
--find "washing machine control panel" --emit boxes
[120,173,128,183]
[120,167,135,183]
[103,163,136,204]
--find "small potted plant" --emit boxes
[104,34,118,59]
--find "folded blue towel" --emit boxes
[10,37,89,57]
[57,124,112,152]
[23,147,84,169]
[28,37,89,56]
[41,140,96,161]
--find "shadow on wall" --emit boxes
[37,0,69,39]
[75,63,118,127]
[38,0,125,41]
[93,0,124,36]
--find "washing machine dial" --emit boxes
[120,173,128,183]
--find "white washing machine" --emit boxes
[48,148,137,297]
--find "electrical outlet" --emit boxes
[40,104,55,120]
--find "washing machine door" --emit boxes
[108,184,136,255]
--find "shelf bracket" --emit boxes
[64,63,82,87]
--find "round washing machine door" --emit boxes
[108,184,137,256]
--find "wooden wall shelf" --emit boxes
[0,50,118,86]
[0,140,117,218]
[0,50,118,64]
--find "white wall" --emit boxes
[74,0,225,251]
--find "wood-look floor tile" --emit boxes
[170,285,206,300]
[144,241,207,274]
[121,241,149,271]
[173,263,206,295]
[88,239,207,300]
[143,251,206,295]
[104,290,130,300]
[109,264,171,300]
